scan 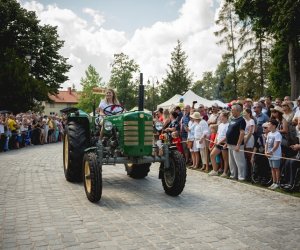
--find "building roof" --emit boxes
[49,88,80,104]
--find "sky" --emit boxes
[19,0,225,90]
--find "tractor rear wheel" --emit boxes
[125,163,151,179]
[63,121,88,182]
[83,152,102,203]
[161,150,186,196]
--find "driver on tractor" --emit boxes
[97,88,124,138]
[98,88,123,116]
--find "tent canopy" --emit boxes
[157,90,227,110]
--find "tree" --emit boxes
[0,0,71,113]
[76,65,105,113]
[237,20,272,97]
[192,72,217,100]
[268,39,291,97]
[109,53,139,110]
[232,0,300,99]
[215,1,241,99]
[160,40,193,101]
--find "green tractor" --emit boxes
[63,74,186,202]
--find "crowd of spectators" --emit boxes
[0,111,64,152]
[154,95,300,191]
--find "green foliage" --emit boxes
[192,72,217,100]
[0,0,71,113]
[160,40,193,101]
[109,53,139,110]
[231,0,300,98]
[268,39,291,97]
[76,65,105,113]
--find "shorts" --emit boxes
[268,159,281,168]
[190,140,199,152]
[216,144,227,151]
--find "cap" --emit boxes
[212,103,219,108]
[245,98,252,102]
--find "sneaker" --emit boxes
[220,173,228,178]
[208,170,218,176]
[268,183,276,189]
[270,183,279,190]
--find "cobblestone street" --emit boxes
[0,143,300,249]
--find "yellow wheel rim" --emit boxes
[84,161,91,194]
[64,134,69,170]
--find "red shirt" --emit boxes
[172,137,183,154]
[209,133,217,149]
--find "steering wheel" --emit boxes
[103,104,124,116]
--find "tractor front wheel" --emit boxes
[161,150,186,196]
[83,152,102,203]
[125,163,151,179]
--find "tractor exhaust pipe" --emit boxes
[138,72,144,111]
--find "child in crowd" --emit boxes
[265,119,282,190]
[208,124,221,172]
[171,131,183,154]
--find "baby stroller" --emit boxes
[251,150,272,186]
[280,153,300,192]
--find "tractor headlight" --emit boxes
[155,121,163,131]
[104,121,113,131]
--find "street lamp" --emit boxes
[147,76,159,113]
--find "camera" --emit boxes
[192,101,197,104]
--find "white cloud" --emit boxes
[21,0,225,90]
[83,8,105,27]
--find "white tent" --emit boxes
[182,90,212,108]
[157,90,227,110]
[156,94,182,110]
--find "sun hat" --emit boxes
[190,112,201,120]
[270,106,284,114]
[245,98,253,102]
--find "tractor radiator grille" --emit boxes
[124,120,153,146]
